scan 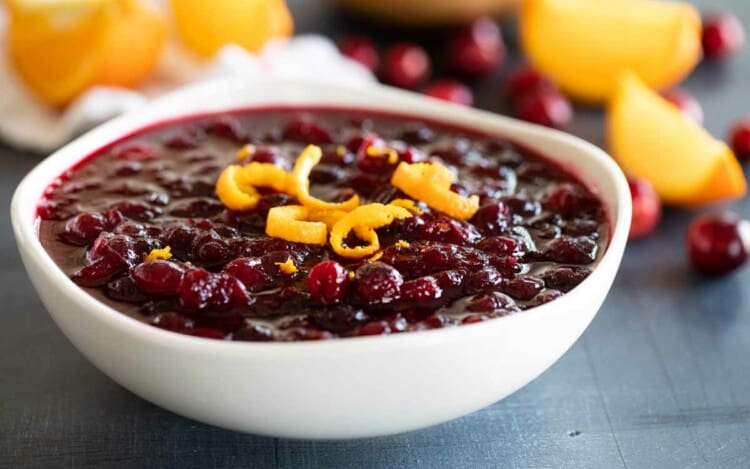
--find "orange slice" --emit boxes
[170,0,293,57]
[520,0,702,103]
[608,72,746,206]
[8,0,166,106]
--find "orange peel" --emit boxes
[266,205,328,245]
[330,203,412,258]
[391,162,479,220]
[291,145,360,211]
[144,246,172,261]
[275,258,298,275]
[240,162,291,193]
[216,165,260,211]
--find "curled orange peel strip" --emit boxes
[291,145,360,211]
[216,165,261,211]
[266,205,328,245]
[330,203,412,258]
[240,162,291,193]
[391,162,479,220]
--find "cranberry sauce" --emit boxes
[38,109,608,341]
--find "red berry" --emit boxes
[224,257,268,292]
[729,118,750,160]
[282,119,333,144]
[514,90,573,129]
[504,66,555,101]
[422,80,474,106]
[702,13,745,60]
[355,262,403,305]
[338,36,379,72]
[131,260,185,296]
[687,212,750,275]
[628,177,662,240]
[308,261,349,304]
[662,88,704,125]
[447,17,505,77]
[380,42,431,89]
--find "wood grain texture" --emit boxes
[2,0,750,467]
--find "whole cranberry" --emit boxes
[282,119,333,144]
[380,42,431,89]
[702,13,745,60]
[61,212,109,246]
[338,36,379,72]
[471,203,508,235]
[223,257,268,292]
[308,261,349,304]
[422,80,474,106]
[514,90,573,129]
[628,177,661,239]
[447,17,505,77]
[131,260,185,296]
[729,118,750,160]
[662,88,704,125]
[355,262,403,305]
[504,66,555,101]
[687,212,750,275]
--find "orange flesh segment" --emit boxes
[520,0,702,103]
[608,72,746,206]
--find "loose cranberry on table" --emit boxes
[662,88,704,125]
[422,80,474,106]
[503,66,555,102]
[338,36,379,72]
[446,17,505,78]
[514,90,573,129]
[628,177,661,240]
[729,118,750,160]
[379,42,431,89]
[686,212,750,275]
[702,12,745,60]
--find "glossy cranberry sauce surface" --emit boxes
[38,109,609,341]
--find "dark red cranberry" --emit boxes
[432,270,465,291]
[308,261,349,305]
[423,80,474,106]
[541,267,591,292]
[514,90,573,129]
[503,276,544,301]
[131,260,185,296]
[398,147,427,164]
[422,314,450,329]
[687,212,750,275]
[504,66,555,101]
[248,146,289,169]
[310,306,369,333]
[477,236,518,256]
[399,126,435,144]
[412,213,482,245]
[106,276,147,303]
[338,36,379,72]
[61,212,110,245]
[88,233,139,267]
[355,262,403,305]
[702,13,745,60]
[628,177,661,239]
[380,42,431,89]
[111,140,159,161]
[204,115,246,141]
[355,136,396,173]
[109,200,161,221]
[358,315,407,336]
[282,119,333,144]
[465,267,504,294]
[400,276,443,303]
[662,88,704,125]
[462,314,489,324]
[178,269,251,312]
[114,162,142,176]
[189,328,226,340]
[471,203,508,235]
[527,289,563,307]
[71,257,127,288]
[447,17,505,77]
[151,313,195,333]
[466,292,517,313]
[729,118,750,160]
[545,236,598,264]
[164,127,205,149]
[544,183,599,216]
[223,257,268,292]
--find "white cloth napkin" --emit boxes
[0,8,375,152]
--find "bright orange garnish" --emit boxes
[144,246,172,261]
[366,146,399,165]
[275,257,298,275]
[240,162,291,193]
[391,162,479,220]
[291,145,360,211]
[330,204,412,258]
[389,198,424,215]
[236,144,256,161]
[216,165,260,211]
[266,205,328,246]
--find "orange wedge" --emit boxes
[7,0,166,106]
[170,0,293,57]
[608,73,746,206]
[520,0,702,104]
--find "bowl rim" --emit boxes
[11,77,631,355]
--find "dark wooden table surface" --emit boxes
[2,1,750,467]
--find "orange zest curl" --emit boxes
[330,203,412,258]
[236,144,256,161]
[388,198,423,215]
[275,258,298,275]
[291,145,360,211]
[240,162,291,193]
[216,165,261,211]
[391,161,479,220]
[144,246,172,261]
[366,146,399,165]
[266,205,328,245]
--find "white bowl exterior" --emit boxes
[12,79,631,439]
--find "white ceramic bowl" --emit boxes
[12,79,630,439]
